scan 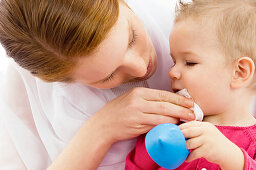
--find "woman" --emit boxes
[0,0,194,169]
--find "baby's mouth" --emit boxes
[172,88,180,93]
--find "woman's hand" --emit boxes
[92,87,195,144]
[179,121,244,170]
[48,87,195,170]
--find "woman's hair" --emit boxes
[0,0,119,82]
[176,0,256,88]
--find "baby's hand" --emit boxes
[179,121,244,169]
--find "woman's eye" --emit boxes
[185,61,197,66]
[102,73,115,83]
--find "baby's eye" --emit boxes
[185,61,197,66]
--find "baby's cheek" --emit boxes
[198,92,229,116]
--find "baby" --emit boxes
[126,0,256,169]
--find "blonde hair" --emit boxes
[176,0,256,88]
[0,0,119,82]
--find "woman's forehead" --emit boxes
[72,3,132,83]
[91,2,132,60]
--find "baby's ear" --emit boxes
[230,57,255,89]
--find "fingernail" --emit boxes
[189,113,195,120]
[185,100,194,107]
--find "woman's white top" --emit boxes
[0,0,177,169]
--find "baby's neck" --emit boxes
[203,95,256,127]
[203,112,256,127]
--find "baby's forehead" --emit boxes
[174,17,216,33]
[170,19,219,46]
[169,20,227,61]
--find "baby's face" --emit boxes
[169,19,234,115]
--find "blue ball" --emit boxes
[145,123,189,169]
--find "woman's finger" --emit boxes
[130,88,194,108]
[139,125,155,134]
[126,123,155,135]
[140,113,180,126]
[143,100,195,121]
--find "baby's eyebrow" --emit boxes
[172,51,199,58]
[180,51,199,57]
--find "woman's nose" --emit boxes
[123,54,147,78]
[169,65,181,80]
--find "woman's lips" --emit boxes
[136,56,153,80]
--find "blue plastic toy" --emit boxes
[145,123,189,169]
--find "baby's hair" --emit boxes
[176,0,256,89]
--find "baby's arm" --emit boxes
[126,134,159,170]
[179,121,245,170]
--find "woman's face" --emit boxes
[72,2,157,89]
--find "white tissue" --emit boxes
[176,89,204,121]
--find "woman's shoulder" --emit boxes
[1,61,29,104]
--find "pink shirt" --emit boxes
[126,124,256,170]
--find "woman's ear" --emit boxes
[230,57,255,89]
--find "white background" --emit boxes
[0,44,10,76]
